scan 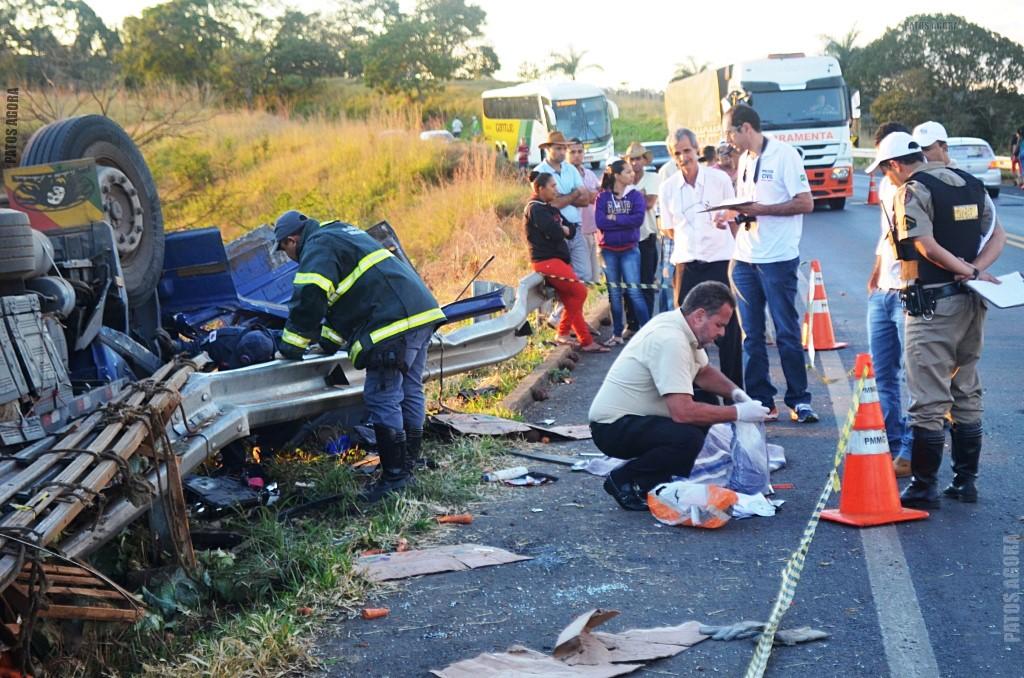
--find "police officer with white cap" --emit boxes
[868,131,1005,508]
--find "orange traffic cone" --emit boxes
[822,354,929,527]
[802,260,847,351]
[866,173,879,205]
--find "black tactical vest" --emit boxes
[905,169,985,285]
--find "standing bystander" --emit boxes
[867,122,914,477]
[623,142,660,337]
[658,128,742,395]
[720,104,818,423]
[571,138,603,286]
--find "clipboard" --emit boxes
[966,272,1024,308]
[699,197,754,213]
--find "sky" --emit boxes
[85,0,1024,91]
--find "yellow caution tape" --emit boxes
[743,364,869,678]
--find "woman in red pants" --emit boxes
[525,172,609,353]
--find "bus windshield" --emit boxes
[551,96,611,142]
[749,87,848,129]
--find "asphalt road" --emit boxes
[316,177,1024,677]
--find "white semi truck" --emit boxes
[665,54,860,210]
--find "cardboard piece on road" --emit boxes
[432,645,641,678]
[432,413,532,436]
[355,544,530,582]
[433,609,707,677]
[432,413,591,441]
[532,424,592,440]
[554,609,708,665]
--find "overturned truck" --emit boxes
[0,116,549,633]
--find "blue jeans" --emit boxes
[362,325,433,430]
[602,246,649,337]
[868,290,911,459]
[729,258,810,409]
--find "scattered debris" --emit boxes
[431,413,590,442]
[482,466,530,482]
[297,606,314,616]
[503,471,558,487]
[437,514,474,525]
[698,620,829,646]
[362,607,390,620]
[507,448,582,467]
[432,608,707,677]
[355,544,530,582]
[530,508,544,513]
[773,482,796,490]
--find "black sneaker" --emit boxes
[790,404,819,424]
[603,476,648,511]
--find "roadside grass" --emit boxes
[610,90,666,151]
[43,436,509,678]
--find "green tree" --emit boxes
[855,14,1024,147]
[820,27,861,76]
[670,57,709,82]
[1,0,120,84]
[517,61,542,81]
[119,0,245,86]
[546,46,601,80]
[362,0,498,99]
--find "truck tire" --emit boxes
[829,197,846,211]
[0,208,36,280]
[21,115,165,305]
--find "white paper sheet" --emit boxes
[966,272,1024,308]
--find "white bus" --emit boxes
[481,81,619,168]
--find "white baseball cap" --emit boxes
[866,132,921,173]
[912,121,948,149]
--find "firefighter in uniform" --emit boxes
[868,132,1004,509]
[273,210,446,501]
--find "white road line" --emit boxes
[820,350,940,678]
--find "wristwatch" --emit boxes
[971,266,980,280]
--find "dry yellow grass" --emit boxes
[147,111,530,300]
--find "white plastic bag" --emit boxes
[647,480,738,528]
[727,422,771,495]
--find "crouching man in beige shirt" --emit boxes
[589,281,770,510]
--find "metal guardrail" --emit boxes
[59,273,553,557]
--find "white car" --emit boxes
[419,130,456,143]
[947,137,1002,198]
[641,141,671,172]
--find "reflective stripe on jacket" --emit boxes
[281,220,444,367]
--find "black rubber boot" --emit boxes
[900,426,944,509]
[362,426,412,503]
[943,422,981,503]
[404,427,436,472]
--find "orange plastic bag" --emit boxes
[647,481,738,529]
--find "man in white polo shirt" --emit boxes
[589,282,769,510]
[720,104,817,424]
[658,127,742,394]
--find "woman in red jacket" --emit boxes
[525,173,609,353]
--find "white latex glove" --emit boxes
[735,400,771,423]
[731,388,752,403]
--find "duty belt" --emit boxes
[925,282,967,301]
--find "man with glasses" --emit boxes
[878,125,1005,508]
[718,104,818,424]
[658,128,742,398]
